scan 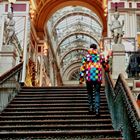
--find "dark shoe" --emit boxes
[89,105,93,112]
[95,110,100,117]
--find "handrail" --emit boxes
[119,73,140,120]
[108,72,115,88]
[107,72,140,115]
[105,71,140,140]
[0,62,23,84]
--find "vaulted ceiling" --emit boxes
[30,0,108,81]
[30,0,107,39]
[46,5,105,80]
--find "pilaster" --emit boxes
[112,44,127,79]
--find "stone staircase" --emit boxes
[0,86,123,139]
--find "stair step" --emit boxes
[0,114,111,120]
[8,103,108,107]
[20,89,89,92]
[99,137,124,140]
[0,124,113,131]
[18,93,89,96]
[19,90,105,93]
[19,91,105,94]
[13,97,107,100]
[15,93,106,97]
[0,119,112,125]
[0,130,121,139]
[20,86,104,90]
[1,110,110,115]
[11,99,107,104]
[4,106,109,111]
[21,86,88,89]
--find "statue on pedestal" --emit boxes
[3,12,15,45]
[109,11,124,44]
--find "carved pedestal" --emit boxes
[0,45,17,75]
[112,44,127,79]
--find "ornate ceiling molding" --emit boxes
[54,20,102,44]
[56,32,100,53]
[60,48,87,65]
[52,11,102,34]
[62,61,81,80]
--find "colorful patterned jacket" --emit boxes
[79,48,107,84]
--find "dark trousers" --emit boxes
[86,81,101,112]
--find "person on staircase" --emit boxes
[79,43,110,117]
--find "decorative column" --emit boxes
[39,49,43,87]
[21,13,29,84]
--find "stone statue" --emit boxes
[4,12,15,45]
[109,11,124,44]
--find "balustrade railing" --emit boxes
[0,62,23,112]
[105,72,140,140]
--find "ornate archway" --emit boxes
[32,0,107,39]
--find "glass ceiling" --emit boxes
[56,15,102,37]
[47,6,103,80]
[60,35,97,49]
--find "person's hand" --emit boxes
[108,50,112,57]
